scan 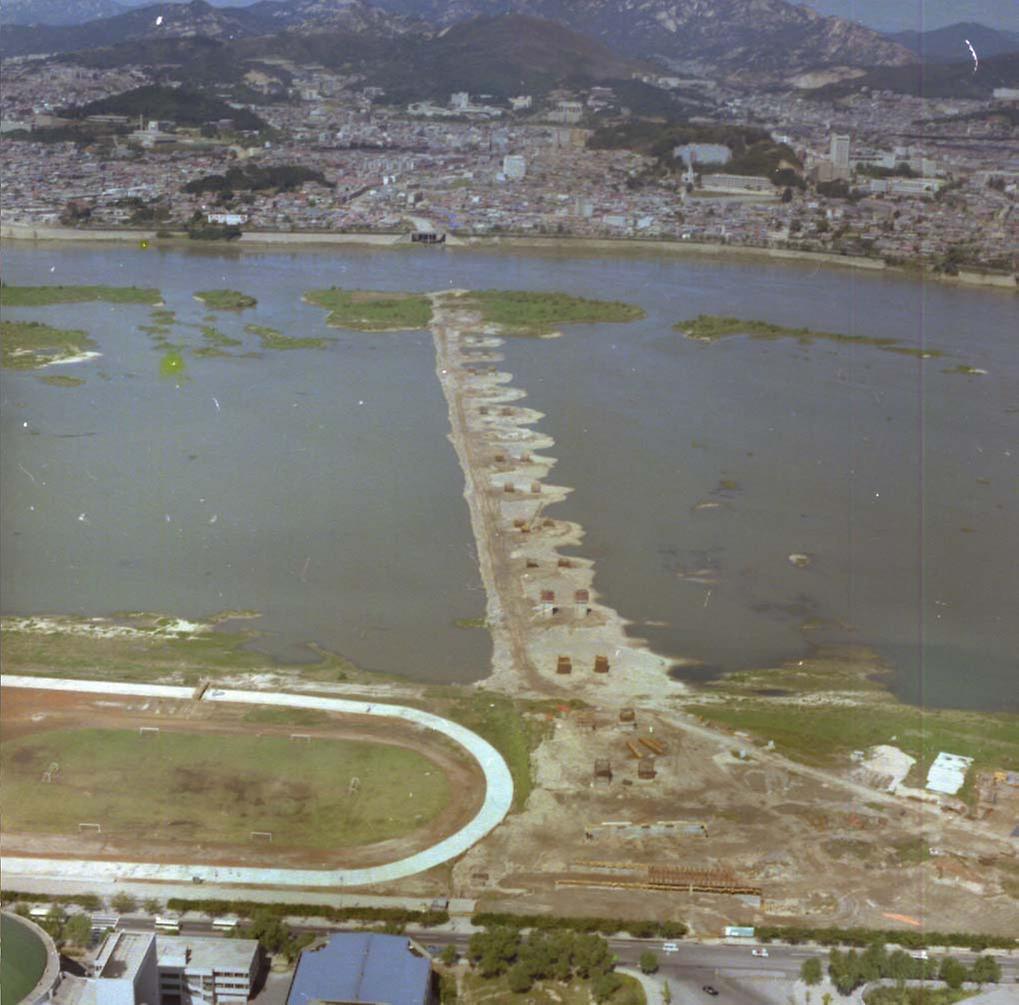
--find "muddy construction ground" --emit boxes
[0,686,484,871]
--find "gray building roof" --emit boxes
[287,934,431,1005]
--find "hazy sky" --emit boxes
[797,0,1019,33]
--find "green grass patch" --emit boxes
[138,324,171,336]
[676,315,945,359]
[2,320,96,369]
[303,288,433,331]
[685,697,1019,784]
[0,284,162,307]
[454,618,488,629]
[150,309,176,324]
[1,727,449,848]
[0,614,377,687]
[0,913,47,1005]
[892,836,932,866]
[38,374,85,387]
[701,652,888,696]
[245,323,331,350]
[460,971,644,1004]
[242,707,330,727]
[444,692,547,811]
[194,289,257,310]
[464,290,645,336]
[864,990,974,1005]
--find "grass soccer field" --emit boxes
[1,727,451,849]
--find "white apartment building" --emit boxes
[157,936,258,1005]
[55,931,259,1005]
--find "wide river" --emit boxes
[2,244,1016,709]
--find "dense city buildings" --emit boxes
[1,46,1016,276]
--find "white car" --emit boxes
[752,948,769,957]
[662,942,680,953]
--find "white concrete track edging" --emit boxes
[0,675,514,887]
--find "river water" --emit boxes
[2,244,1015,708]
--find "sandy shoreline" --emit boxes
[3,222,1014,290]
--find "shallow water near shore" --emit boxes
[1,244,1016,708]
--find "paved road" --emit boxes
[112,919,1017,1004]
[116,917,1019,981]
[1,675,513,886]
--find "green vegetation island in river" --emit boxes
[676,314,945,359]
[1,320,96,370]
[194,289,258,310]
[0,284,162,307]
[303,288,434,331]
[460,290,646,336]
[302,287,646,335]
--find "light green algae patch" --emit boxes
[462,290,646,336]
[303,288,433,331]
[194,289,257,310]
[0,284,162,306]
[38,374,85,387]
[245,323,331,350]
[159,349,186,378]
[676,314,945,359]
[2,320,97,369]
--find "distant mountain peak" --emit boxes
[886,21,1019,63]
[365,0,916,80]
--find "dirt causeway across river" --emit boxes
[430,291,676,704]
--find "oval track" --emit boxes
[0,675,513,887]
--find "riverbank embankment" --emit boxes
[3,222,1014,291]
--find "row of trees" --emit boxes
[164,896,449,929]
[754,923,1016,952]
[798,945,1003,995]
[471,911,687,939]
[467,926,627,1000]
[8,891,158,916]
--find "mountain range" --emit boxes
[4,0,1016,97]
[886,21,1019,63]
[0,0,919,86]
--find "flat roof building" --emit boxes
[57,932,258,1005]
[287,933,436,1005]
[90,933,159,1005]
[157,935,259,1005]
